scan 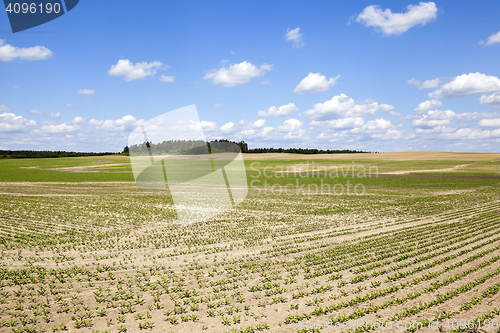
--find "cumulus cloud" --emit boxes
[355,2,437,35]
[353,118,402,140]
[49,113,61,119]
[226,118,305,142]
[412,110,456,128]
[428,73,500,99]
[108,59,165,81]
[257,103,298,117]
[159,75,175,82]
[0,105,10,112]
[89,115,141,132]
[0,112,37,132]
[315,116,402,143]
[481,30,500,45]
[62,104,74,108]
[310,117,364,129]
[278,119,302,131]
[479,92,500,109]
[198,121,218,132]
[415,99,443,113]
[453,112,499,122]
[167,120,218,135]
[214,103,224,108]
[204,61,272,87]
[412,125,500,142]
[479,118,500,127]
[253,119,266,128]
[28,109,43,114]
[364,118,394,131]
[303,94,393,120]
[408,78,440,90]
[277,119,305,139]
[41,123,80,134]
[0,39,53,61]
[285,27,304,47]
[72,116,86,124]
[293,73,340,94]
[77,89,95,95]
[220,122,235,133]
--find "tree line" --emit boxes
[0,140,371,159]
[0,150,118,159]
[124,139,370,155]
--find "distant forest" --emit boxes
[1,140,370,159]
[126,139,370,155]
[0,150,118,159]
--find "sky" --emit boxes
[1,0,500,153]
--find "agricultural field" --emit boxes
[0,152,500,333]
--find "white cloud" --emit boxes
[220,122,235,133]
[277,119,305,139]
[479,92,500,109]
[167,120,218,135]
[482,30,500,45]
[303,94,393,120]
[0,112,37,132]
[41,123,80,134]
[314,116,402,144]
[408,77,440,90]
[229,118,305,142]
[412,125,500,142]
[257,103,298,117]
[479,118,500,127]
[453,112,498,122]
[415,99,442,113]
[355,2,437,35]
[214,103,224,108]
[261,80,271,85]
[108,59,165,82]
[285,27,304,47]
[253,119,266,128]
[412,110,456,128]
[370,128,403,140]
[204,61,272,87]
[159,75,175,82]
[0,105,10,112]
[199,121,217,132]
[72,116,86,125]
[310,117,364,129]
[429,73,500,99]
[293,73,340,94]
[0,39,53,61]
[356,119,402,140]
[365,118,394,131]
[50,113,61,119]
[407,78,420,87]
[62,104,74,108]
[89,115,141,132]
[278,119,302,131]
[28,109,43,114]
[77,89,95,95]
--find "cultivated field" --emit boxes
[0,152,500,333]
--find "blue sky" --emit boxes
[1,0,500,152]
